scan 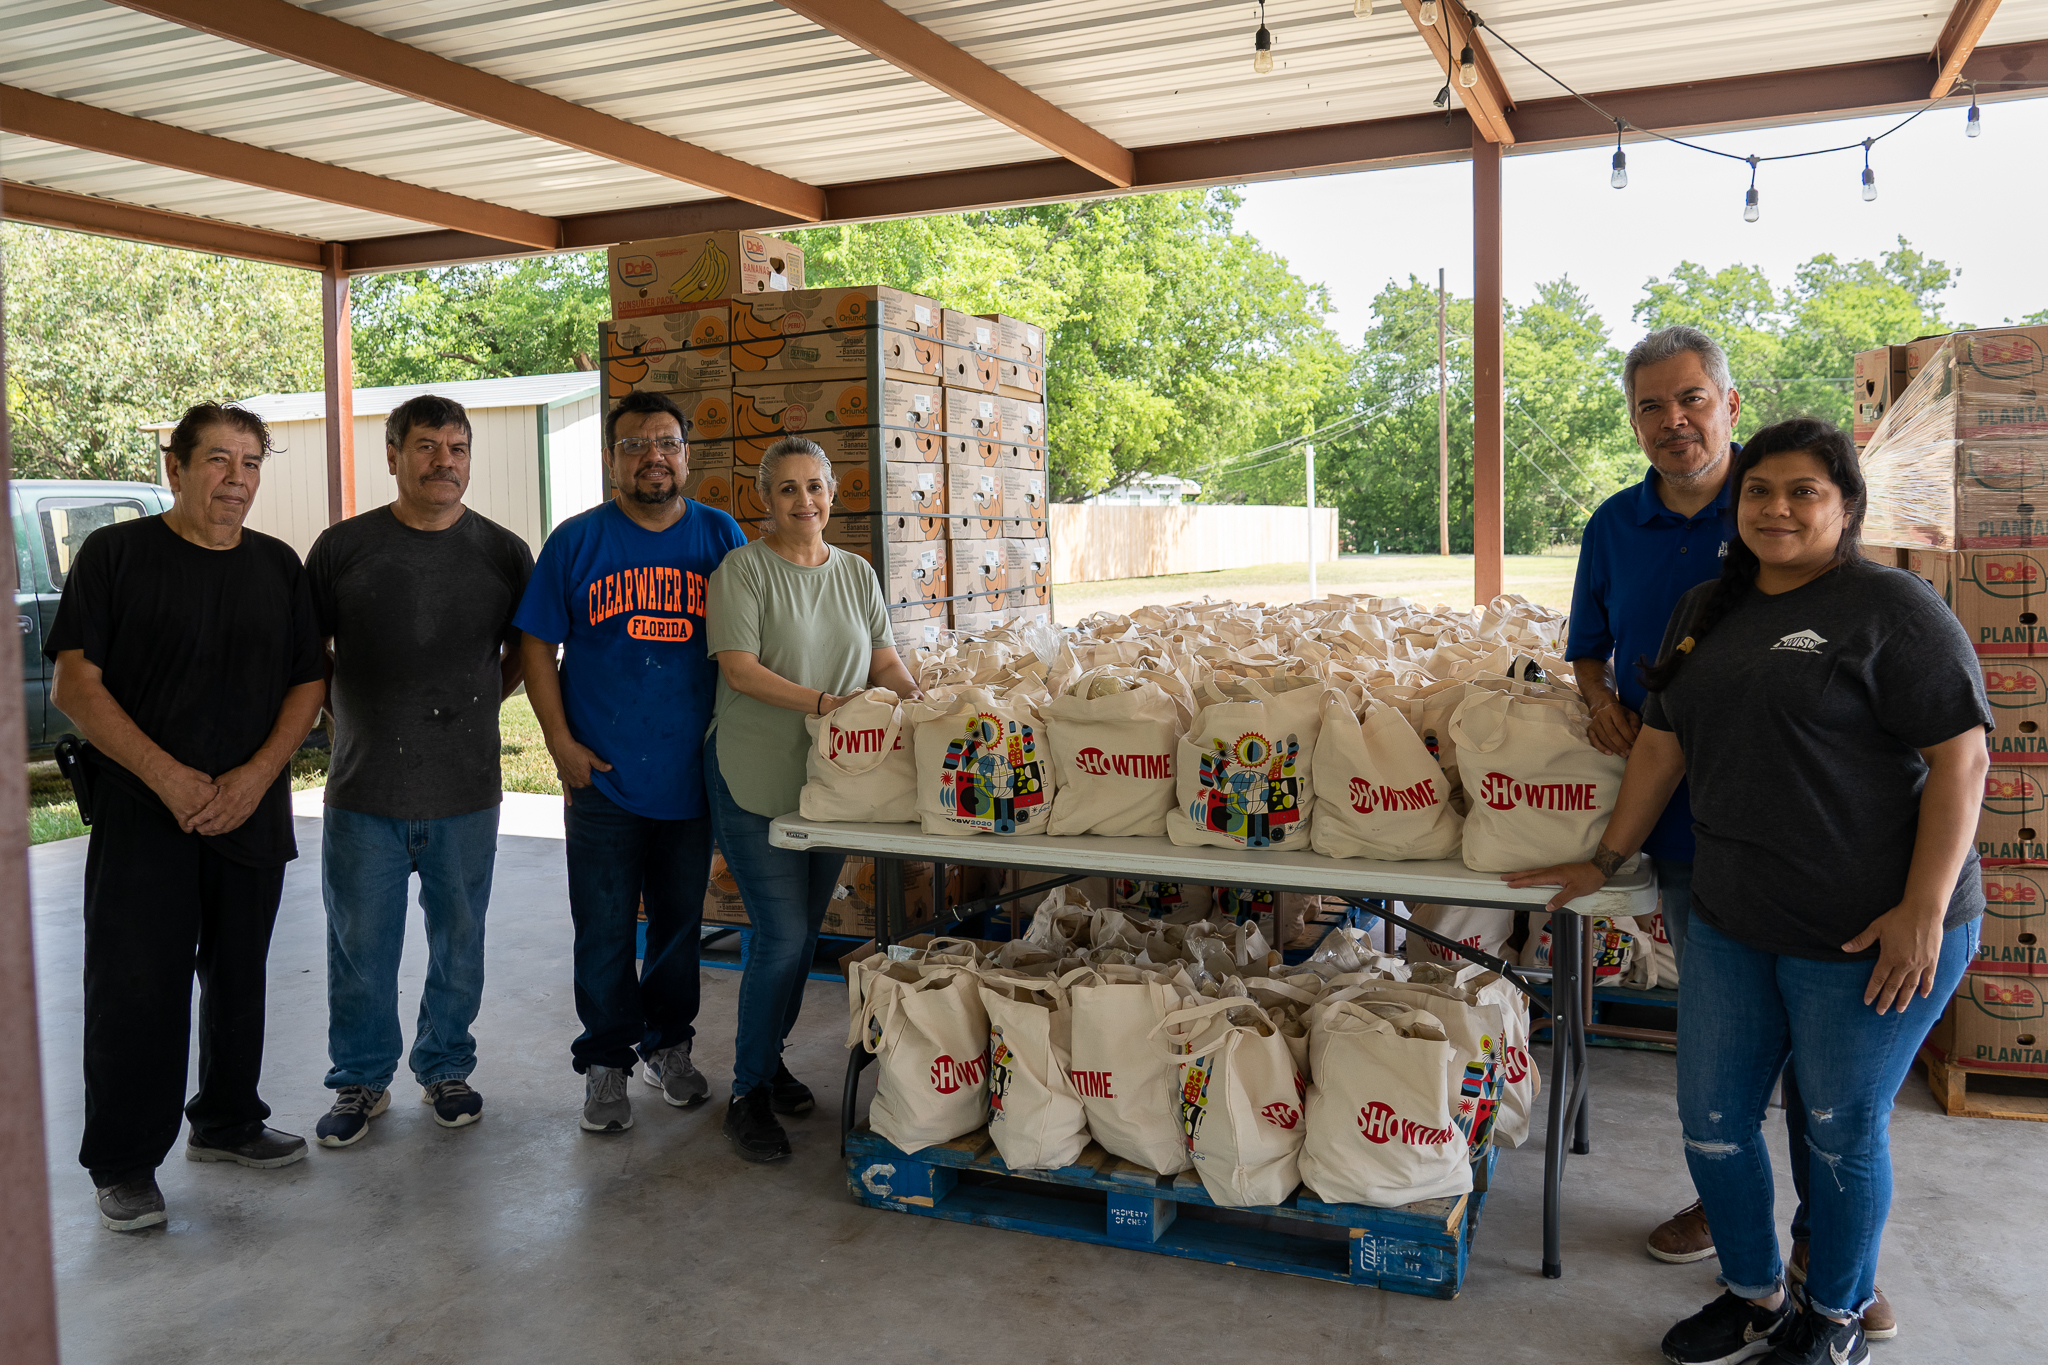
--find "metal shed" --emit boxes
[139,372,603,560]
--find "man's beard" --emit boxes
[629,471,679,506]
[1658,439,1725,487]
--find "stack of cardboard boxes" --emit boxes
[1863,325,2048,1080]
[599,230,1052,658]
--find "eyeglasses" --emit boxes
[613,437,685,457]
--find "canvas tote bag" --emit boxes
[1062,964,1196,1174]
[1152,998,1306,1208]
[1399,903,1516,969]
[1335,977,1509,1161]
[1404,961,1540,1149]
[800,688,916,823]
[1445,689,1626,873]
[1297,999,1473,1208]
[1167,675,1327,851]
[855,962,991,1153]
[979,970,1089,1170]
[911,686,1056,836]
[1311,692,1464,861]
[1042,667,1186,836]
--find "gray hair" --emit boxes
[754,435,836,499]
[1623,326,1733,407]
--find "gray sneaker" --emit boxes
[580,1065,633,1133]
[96,1177,166,1232]
[642,1042,710,1109]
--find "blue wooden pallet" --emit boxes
[844,1125,1495,1298]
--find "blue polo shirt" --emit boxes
[1566,460,1736,862]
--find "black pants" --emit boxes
[81,781,288,1186]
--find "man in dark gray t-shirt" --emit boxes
[305,394,534,1147]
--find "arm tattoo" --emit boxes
[1590,844,1627,879]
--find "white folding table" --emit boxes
[768,815,1658,1281]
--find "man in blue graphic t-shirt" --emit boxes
[515,391,746,1135]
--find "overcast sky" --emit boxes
[1233,93,2047,348]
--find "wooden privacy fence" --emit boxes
[1051,503,1342,584]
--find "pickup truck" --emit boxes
[14,478,175,757]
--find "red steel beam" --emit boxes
[0,84,560,250]
[1932,0,2005,97]
[772,0,1134,187]
[110,0,827,222]
[1,179,324,269]
[1471,128,1504,606]
[321,244,356,525]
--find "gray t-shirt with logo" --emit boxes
[1641,558,1991,961]
[308,506,535,821]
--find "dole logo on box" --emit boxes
[1984,870,2045,918]
[1969,332,2048,381]
[1967,976,2046,1020]
[1962,553,2048,597]
[1982,663,2045,706]
[616,254,657,288]
[1985,767,2046,815]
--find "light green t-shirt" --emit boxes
[706,541,893,818]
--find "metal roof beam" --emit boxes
[109,0,828,222]
[1932,0,2004,97]
[0,84,560,250]
[772,0,1135,187]
[1400,2,1515,146]
[0,180,324,269]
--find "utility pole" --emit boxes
[1438,267,1450,557]
[1304,442,1318,601]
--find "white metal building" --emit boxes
[140,372,604,560]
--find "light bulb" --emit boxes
[1458,45,1477,88]
[1419,0,1439,24]
[1861,166,1877,202]
[1743,187,1760,223]
[1968,102,1982,137]
[1611,150,1628,190]
[1253,28,1273,73]
[1353,0,1371,16]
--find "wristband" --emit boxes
[816,690,825,715]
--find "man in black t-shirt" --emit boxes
[305,394,533,1148]
[47,402,327,1233]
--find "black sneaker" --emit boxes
[316,1086,390,1148]
[186,1126,309,1169]
[769,1062,815,1116]
[1662,1289,1794,1365]
[95,1177,166,1232]
[722,1086,792,1162]
[1764,1306,1867,1365]
[421,1079,483,1128]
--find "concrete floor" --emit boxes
[29,814,2044,1365]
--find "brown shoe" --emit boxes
[1790,1239,1898,1340]
[1647,1198,1717,1263]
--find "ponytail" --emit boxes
[1634,417,1865,693]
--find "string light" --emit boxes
[1458,44,1477,88]
[1253,0,1273,74]
[1861,137,1877,202]
[1419,0,1439,24]
[1610,121,1627,189]
[1743,157,1760,223]
[1967,87,1982,137]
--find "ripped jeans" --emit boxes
[1676,912,1976,1320]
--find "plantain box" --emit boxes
[1950,972,2048,1074]
[1977,865,2048,975]
[609,231,805,318]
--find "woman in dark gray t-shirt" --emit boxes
[1509,420,1989,1365]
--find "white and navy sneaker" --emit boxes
[1662,1289,1795,1365]
[1764,1305,1868,1365]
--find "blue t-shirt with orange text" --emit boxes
[514,499,746,819]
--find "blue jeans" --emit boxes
[705,762,845,1096]
[1677,912,1975,1319]
[1654,858,1693,971]
[563,783,712,1074]
[323,805,499,1092]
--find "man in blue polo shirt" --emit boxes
[516,391,746,1135]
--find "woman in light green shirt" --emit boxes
[704,436,920,1162]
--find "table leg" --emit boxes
[880,856,904,948]
[1542,908,1571,1280]
[1573,915,1592,1156]
[840,1047,871,1156]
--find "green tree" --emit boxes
[3,224,323,482]
[349,254,609,386]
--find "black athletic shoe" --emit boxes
[723,1086,793,1162]
[1764,1305,1868,1365]
[769,1062,815,1116]
[186,1126,309,1169]
[421,1079,483,1128]
[1662,1289,1794,1365]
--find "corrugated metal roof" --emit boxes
[7,0,2048,251]
[138,371,600,430]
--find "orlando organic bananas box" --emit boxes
[729,459,873,524]
[884,542,949,608]
[943,389,1000,441]
[731,287,941,340]
[601,310,730,395]
[941,343,999,394]
[608,231,804,319]
[730,427,941,469]
[996,356,1045,401]
[1000,397,1047,447]
[732,381,941,437]
[727,316,943,384]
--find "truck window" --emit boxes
[39,498,146,588]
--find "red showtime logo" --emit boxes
[1075,747,1172,780]
[1357,1101,1455,1147]
[1348,776,1440,815]
[929,1054,987,1094]
[1260,1102,1300,1130]
[1478,772,1600,813]
[829,726,900,757]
